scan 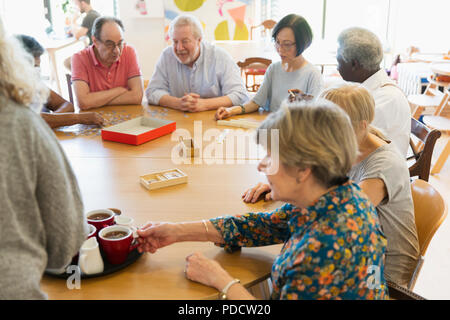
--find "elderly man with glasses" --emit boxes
[145,14,248,112]
[71,16,143,110]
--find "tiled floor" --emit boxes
[413,133,450,299]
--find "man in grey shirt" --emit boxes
[145,14,248,112]
[71,0,101,45]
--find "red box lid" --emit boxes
[101,116,176,145]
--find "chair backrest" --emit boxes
[237,57,272,71]
[411,179,448,256]
[433,89,450,117]
[424,82,444,97]
[387,280,426,300]
[409,118,441,181]
[250,19,277,40]
[65,73,74,104]
[237,57,272,92]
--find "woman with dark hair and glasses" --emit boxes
[215,14,323,120]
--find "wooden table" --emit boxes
[431,63,450,76]
[56,105,268,159]
[40,105,282,299]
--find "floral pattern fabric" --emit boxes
[210,182,388,300]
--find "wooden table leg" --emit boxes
[47,49,62,94]
[431,140,450,174]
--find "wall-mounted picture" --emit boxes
[133,0,164,18]
[135,0,149,16]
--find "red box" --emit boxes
[101,116,176,145]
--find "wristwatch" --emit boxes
[219,279,240,300]
[239,105,246,114]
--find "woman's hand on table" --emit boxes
[242,182,272,203]
[215,106,240,120]
[136,222,178,253]
[184,252,233,290]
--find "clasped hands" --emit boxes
[179,92,207,112]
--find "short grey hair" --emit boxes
[92,16,124,41]
[337,27,383,72]
[257,99,357,188]
[168,14,203,40]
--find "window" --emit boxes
[267,0,449,55]
[0,0,49,37]
[270,0,324,42]
[324,0,391,49]
[91,0,119,17]
[47,0,118,38]
[390,0,450,53]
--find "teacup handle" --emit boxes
[101,223,112,229]
[129,226,139,252]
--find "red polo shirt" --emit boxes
[71,44,142,92]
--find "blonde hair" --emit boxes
[320,85,386,139]
[257,99,358,188]
[0,18,48,109]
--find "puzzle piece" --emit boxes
[55,111,139,137]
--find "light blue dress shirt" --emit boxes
[145,42,249,106]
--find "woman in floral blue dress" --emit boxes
[137,99,388,300]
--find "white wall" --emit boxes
[117,0,167,80]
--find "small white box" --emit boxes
[216,119,260,129]
[140,168,188,191]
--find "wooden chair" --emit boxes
[250,19,277,40]
[65,73,74,104]
[387,280,426,300]
[422,89,450,174]
[408,179,448,290]
[237,57,272,92]
[408,118,441,181]
[408,82,447,119]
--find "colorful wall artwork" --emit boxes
[163,0,255,42]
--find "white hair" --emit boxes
[257,98,357,188]
[337,27,383,72]
[168,14,203,40]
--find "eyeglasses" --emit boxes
[273,40,296,51]
[98,39,125,51]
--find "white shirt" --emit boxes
[362,69,411,157]
[145,41,249,106]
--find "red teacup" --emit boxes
[87,224,97,239]
[98,225,139,265]
[86,209,115,232]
